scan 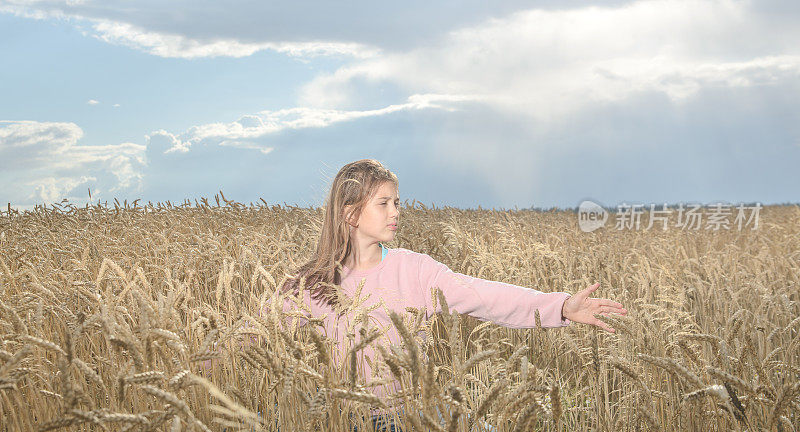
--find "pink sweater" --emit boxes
[273,247,572,415]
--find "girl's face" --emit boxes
[348,181,400,243]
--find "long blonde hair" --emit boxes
[280,159,399,308]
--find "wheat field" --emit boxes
[0,197,798,431]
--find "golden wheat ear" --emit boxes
[1,201,793,431]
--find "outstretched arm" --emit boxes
[417,253,572,329]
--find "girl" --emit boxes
[278,159,627,431]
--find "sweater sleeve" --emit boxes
[416,253,572,329]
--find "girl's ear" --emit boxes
[343,205,358,227]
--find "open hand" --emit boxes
[562,283,627,333]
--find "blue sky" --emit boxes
[1,0,799,210]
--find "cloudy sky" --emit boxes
[1,0,799,210]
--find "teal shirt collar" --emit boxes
[380,243,388,261]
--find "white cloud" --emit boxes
[299,0,800,120]
[147,129,189,154]
[89,20,379,59]
[217,140,274,155]
[87,99,99,105]
[28,175,96,202]
[0,0,540,54]
[3,0,799,210]
[148,93,482,153]
[0,120,83,165]
[1,3,381,59]
[0,120,146,206]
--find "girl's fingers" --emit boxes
[595,320,615,333]
[599,305,626,314]
[577,284,600,300]
[595,300,626,315]
[601,299,624,308]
